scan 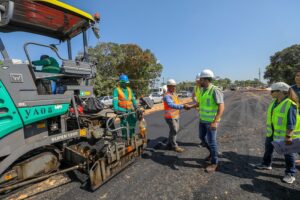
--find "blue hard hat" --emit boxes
[119,74,129,83]
[40,55,49,60]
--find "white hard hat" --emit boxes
[196,73,201,81]
[167,79,176,86]
[200,69,214,78]
[270,82,290,92]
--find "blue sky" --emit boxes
[1,0,300,83]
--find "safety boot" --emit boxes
[205,164,218,173]
[174,146,184,153]
[283,174,296,184]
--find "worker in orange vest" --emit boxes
[113,74,137,140]
[164,79,191,153]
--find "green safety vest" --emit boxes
[194,86,201,102]
[199,84,218,122]
[266,98,300,140]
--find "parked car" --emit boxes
[178,91,192,98]
[150,85,167,95]
[149,93,163,104]
[98,96,113,107]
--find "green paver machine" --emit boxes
[0,0,147,193]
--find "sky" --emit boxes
[1,0,300,83]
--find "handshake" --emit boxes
[183,104,192,110]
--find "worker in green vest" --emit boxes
[32,55,60,94]
[32,55,60,73]
[113,74,137,140]
[191,69,225,173]
[291,68,300,164]
[192,73,201,103]
[193,73,205,148]
[255,82,300,184]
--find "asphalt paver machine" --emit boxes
[0,0,147,193]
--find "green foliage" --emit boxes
[233,78,264,87]
[214,78,232,89]
[176,78,233,91]
[87,43,163,97]
[0,60,3,65]
[176,81,195,92]
[176,77,263,91]
[264,44,300,84]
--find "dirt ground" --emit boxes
[4,90,300,200]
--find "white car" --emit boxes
[178,91,192,98]
[98,96,113,107]
[149,93,163,104]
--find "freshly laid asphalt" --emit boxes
[5,91,300,200]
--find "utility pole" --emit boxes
[259,68,261,83]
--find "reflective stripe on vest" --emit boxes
[164,92,180,119]
[117,86,133,110]
[266,98,300,140]
[199,85,218,122]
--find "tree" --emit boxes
[88,43,124,96]
[214,78,232,89]
[264,44,300,84]
[0,60,3,65]
[87,43,163,97]
[233,79,263,88]
[176,81,195,92]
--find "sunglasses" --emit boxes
[271,90,279,93]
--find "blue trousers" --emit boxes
[263,136,296,176]
[199,122,218,164]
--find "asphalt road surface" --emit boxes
[6,91,300,200]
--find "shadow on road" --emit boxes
[177,141,200,147]
[217,151,300,199]
[218,151,282,179]
[143,137,206,170]
[241,178,300,200]
[146,136,168,149]
[142,148,206,170]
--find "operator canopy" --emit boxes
[0,0,99,41]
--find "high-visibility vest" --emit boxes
[117,86,133,110]
[199,84,218,122]
[194,86,201,102]
[164,92,180,119]
[266,98,300,140]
